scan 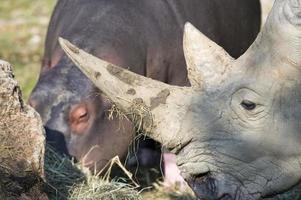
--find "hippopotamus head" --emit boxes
[29,57,133,170]
[59,0,301,198]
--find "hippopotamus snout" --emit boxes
[28,67,138,171]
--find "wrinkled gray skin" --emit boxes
[176,1,301,198]
[29,0,260,171]
[59,0,301,199]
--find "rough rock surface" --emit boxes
[0,60,47,199]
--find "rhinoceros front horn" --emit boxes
[242,0,301,66]
[59,38,197,150]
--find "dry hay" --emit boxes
[142,182,196,200]
[108,100,153,135]
[44,145,85,199]
[44,145,196,200]
[44,145,140,200]
[69,177,140,200]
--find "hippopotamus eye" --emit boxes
[240,100,256,110]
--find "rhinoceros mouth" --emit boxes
[187,172,231,200]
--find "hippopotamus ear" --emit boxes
[183,22,234,88]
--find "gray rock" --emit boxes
[0,60,47,199]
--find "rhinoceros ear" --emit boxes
[183,22,234,88]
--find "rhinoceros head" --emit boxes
[58,0,301,199]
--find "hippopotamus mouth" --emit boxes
[187,172,231,200]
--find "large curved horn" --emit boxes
[59,38,194,150]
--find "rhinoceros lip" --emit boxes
[187,172,230,200]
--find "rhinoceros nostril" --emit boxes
[195,171,211,179]
[186,171,219,200]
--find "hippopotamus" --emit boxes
[60,0,301,199]
[29,0,260,173]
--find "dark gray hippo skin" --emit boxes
[29,0,261,171]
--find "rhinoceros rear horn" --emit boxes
[59,38,193,149]
[183,22,234,88]
[244,0,301,66]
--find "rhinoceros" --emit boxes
[29,0,260,174]
[59,0,301,199]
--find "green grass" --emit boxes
[0,0,56,100]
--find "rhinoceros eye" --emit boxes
[241,100,256,110]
